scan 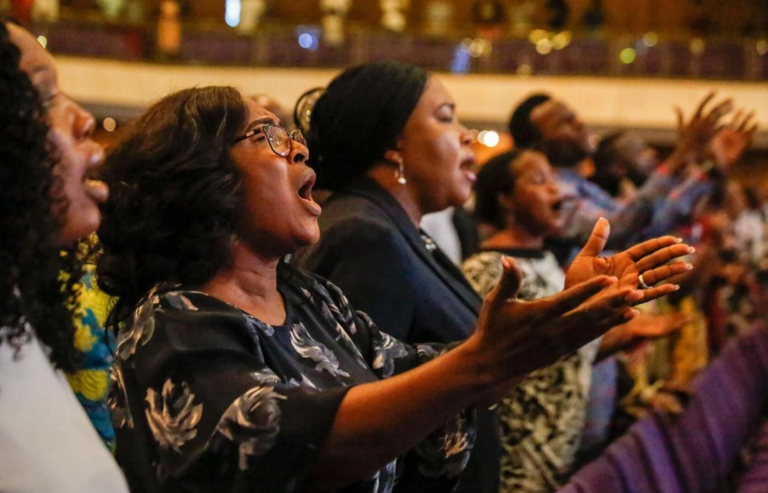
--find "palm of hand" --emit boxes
[711,129,749,168]
[566,253,638,291]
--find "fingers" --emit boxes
[675,106,684,132]
[704,98,733,124]
[635,243,695,272]
[638,261,694,286]
[487,256,523,305]
[623,235,681,262]
[572,289,641,331]
[693,91,716,120]
[728,109,744,130]
[637,283,680,304]
[576,217,610,259]
[543,276,618,316]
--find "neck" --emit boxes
[367,165,423,227]
[200,240,286,325]
[481,224,544,250]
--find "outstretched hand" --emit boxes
[710,109,758,170]
[473,256,644,377]
[565,218,694,303]
[669,92,733,174]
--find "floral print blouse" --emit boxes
[109,266,475,493]
[462,250,599,493]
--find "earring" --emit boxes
[395,159,407,185]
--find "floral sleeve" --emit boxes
[109,289,350,492]
[317,278,477,491]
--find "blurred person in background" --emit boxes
[463,149,690,492]
[508,92,754,252]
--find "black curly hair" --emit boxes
[96,86,249,332]
[0,21,81,372]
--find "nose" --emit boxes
[459,125,473,146]
[548,180,561,196]
[72,100,95,141]
[289,140,309,165]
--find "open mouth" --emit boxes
[551,199,564,213]
[298,172,315,201]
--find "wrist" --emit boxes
[455,335,511,391]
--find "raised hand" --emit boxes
[473,256,644,377]
[565,218,694,303]
[599,312,693,356]
[710,109,758,170]
[670,92,733,174]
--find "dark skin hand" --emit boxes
[565,218,694,302]
[669,92,733,175]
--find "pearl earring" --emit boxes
[395,159,407,185]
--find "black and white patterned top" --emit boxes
[109,265,475,493]
[462,249,599,493]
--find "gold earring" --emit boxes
[395,159,407,185]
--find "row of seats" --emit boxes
[558,325,768,493]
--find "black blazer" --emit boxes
[295,178,498,493]
[296,177,482,344]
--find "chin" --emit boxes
[59,211,101,245]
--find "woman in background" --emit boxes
[295,61,693,493]
[464,149,690,492]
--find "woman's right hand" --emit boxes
[469,256,643,382]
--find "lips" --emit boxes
[83,149,108,204]
[83,179,109,204]
[460,156,477,183]
[297,168,321,216]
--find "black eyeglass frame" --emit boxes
[232,123,307,157]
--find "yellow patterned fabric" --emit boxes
[64,266,116,452]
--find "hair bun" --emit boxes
[293,87,325,135]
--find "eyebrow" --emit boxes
[244,116,278,132]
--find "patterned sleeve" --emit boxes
[317,277,477,492]
[461,252,504,298]
[109,289,350,492]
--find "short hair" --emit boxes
[304,62,429,190]
[592,131,624,172]
[474,150,522,229]
[97,86,249,331]
[508,93,551,149]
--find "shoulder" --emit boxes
[114,285,256,363]
[318,193,398,242]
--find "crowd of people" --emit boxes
[0,16,765,493]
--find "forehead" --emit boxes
[513,151,552,177]
[414,75,453,110]
[243,96,279,124]
[615,134,649,154]
[531,100,572,126]
[8,23,56,78]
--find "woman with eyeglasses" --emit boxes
[294,62,694,492]
[97,84,689,493]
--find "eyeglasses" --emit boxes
[232,123,307,157]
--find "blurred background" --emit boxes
[5,0,768,182]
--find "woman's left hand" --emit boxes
[565,218,694,303]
